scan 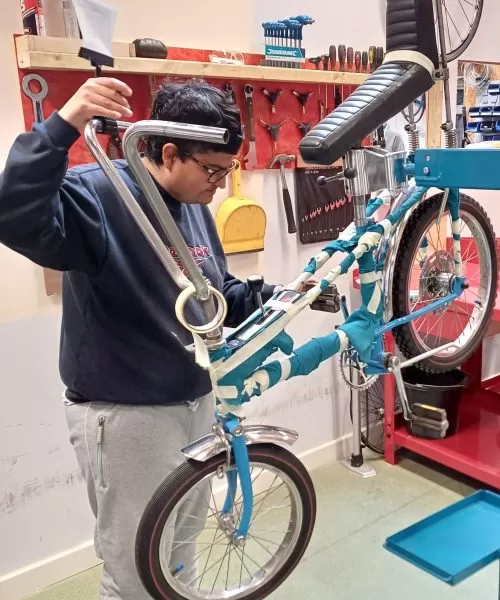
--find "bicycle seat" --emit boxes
[299,0,439,165]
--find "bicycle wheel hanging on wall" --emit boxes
[434,0,483,62]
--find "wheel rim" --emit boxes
[434,0,483,62]
[405,207,492,362]
[158,461,303,600]
[359,379,386,454]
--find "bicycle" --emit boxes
[84,1,494,598]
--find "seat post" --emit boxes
[343,149,369,227]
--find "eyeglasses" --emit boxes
[186,154,237,183]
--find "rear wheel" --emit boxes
[136,444,316,600]
[392,193,497,373]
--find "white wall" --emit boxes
[2,0,500,597]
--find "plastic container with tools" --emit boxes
[402,367,470,439]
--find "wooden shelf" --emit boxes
[15,35,368,85]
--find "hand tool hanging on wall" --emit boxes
[108,132,123,159]
[338,45,346,102]
[355,51,361,72]
[259,119,286,152]
[346,47,354,98]
[243,84,257,169]
[369,46,376,71]
[319,100,325,120]
[269,154,297,234]
[215,159,266,254]
[262,88,282,113]
[22,73,48,125]
[224,82,237,104]
[329,45,337,112]
[295,167,353,244]
[293,120,313,136]
[329,45,336,70]
[362,51,368,73]
[292,90,313,115]
[376,46,385,68]
[309,57,322,69]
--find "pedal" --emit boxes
[304,282,341,313]
[408,403,449,439]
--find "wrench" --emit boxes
[22,74,48,124]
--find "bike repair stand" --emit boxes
[340,384,377,478]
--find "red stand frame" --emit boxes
[384,323,500,488]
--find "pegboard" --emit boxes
[16,44,366,294]
[17,44,365,171]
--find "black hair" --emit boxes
[144,79,244,164]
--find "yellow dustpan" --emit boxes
[215,160,266,254]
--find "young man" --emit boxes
[0,77,278,599]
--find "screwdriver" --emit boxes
[353,50,361,98]
[369,46,376,72]
[338,45,346,102]
[362,50,368,73]
[347,47,354,97]
[355,51,361,72]
[329,45,337,113]
[329,45,336,71]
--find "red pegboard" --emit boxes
[17,44,366,171]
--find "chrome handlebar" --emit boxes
[84,118,228,311]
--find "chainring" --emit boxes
[339,349,380,391]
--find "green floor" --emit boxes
[25,451,497,600]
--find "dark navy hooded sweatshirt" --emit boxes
[0,112,274,405]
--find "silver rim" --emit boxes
[406,207,492,360]
[434,0,483,62]
[158,461,303,600]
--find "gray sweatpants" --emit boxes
[65,393,215,600]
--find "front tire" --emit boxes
[136,443,316,600]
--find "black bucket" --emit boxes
[402,367,470,437]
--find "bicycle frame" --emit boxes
[83,0,500,537]
[85,107,500,543]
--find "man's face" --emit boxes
[164,146,237,205]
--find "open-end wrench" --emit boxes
[22,73,48,123]
[243,84,257,169]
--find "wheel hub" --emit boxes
[419,250,455,313]
[218,511,237,538]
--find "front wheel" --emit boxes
[136,443,316,600]
[392,192,498,373]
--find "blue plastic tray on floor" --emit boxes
[384,490,500,585]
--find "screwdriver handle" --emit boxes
[355,51,361,72]
[329,45,336,71]
[338,45,346,71]
[347,47,354,71]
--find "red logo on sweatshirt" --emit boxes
[168,245,211,275]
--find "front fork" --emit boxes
[217,416,253,542]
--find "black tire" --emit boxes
[349,379,403,455]
[136,443,316,600]
[392,192,497,373]
[438,0,484,62]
